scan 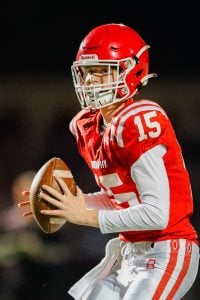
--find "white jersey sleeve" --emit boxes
[98,145,170,233]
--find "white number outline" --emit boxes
[97,173,140,206]
[134,111,161,141]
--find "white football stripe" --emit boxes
[53,169,73,178]
[49,217,66,225]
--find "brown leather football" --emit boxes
[30,157,76,233]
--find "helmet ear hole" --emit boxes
[135,69,143,77]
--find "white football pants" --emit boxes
[68,238,199,300]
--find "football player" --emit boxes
[20,23,199,299]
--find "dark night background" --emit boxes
[0,2,199,77]
[0,1,199,299]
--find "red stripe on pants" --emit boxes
[166,240,192,299]
[152,240,180,300]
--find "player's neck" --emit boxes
[100,101,126,124]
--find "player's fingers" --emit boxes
[76,186,83,196]
[74,186,85,202]
[40,209,66,217]
[22,190,30,196]
[40,191,65,209]
[23,211,33,218]
[41,184,62,200]
[54,176,72,196]
[18,201,31,207]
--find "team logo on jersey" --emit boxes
[146,258,156,269]
[91,160,107,169]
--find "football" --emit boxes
[30,157,76,234]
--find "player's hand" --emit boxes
[40,176,99,227]
[18,190,33,218]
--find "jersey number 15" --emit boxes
[134,111,161,141]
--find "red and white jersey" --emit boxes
[69,99,198,243]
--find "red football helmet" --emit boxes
[71,23,156,109]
